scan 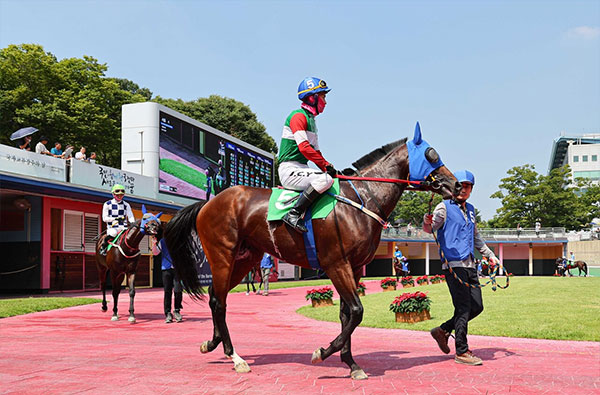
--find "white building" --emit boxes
[549,133,600,185]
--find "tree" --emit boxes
[390,191,443,225]
[488,164,592,230]
[154,95,277,154]
[0,44,149,167]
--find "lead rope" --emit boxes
[427,192,509,291]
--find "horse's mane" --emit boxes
[351,138,407,171]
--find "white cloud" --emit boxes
[566,26,600,40]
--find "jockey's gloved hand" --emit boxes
[325,164,338,178]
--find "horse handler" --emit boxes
[155,237,183,323]
[423,170,499,366]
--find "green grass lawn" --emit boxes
[0,297,101,318]
[160,158,207,190]
[230,279,334,293]
[297,277,600,341]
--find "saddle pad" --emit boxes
[267,179,340,221]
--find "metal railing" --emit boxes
[381,226,567,241]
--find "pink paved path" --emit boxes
[1,281,599,394]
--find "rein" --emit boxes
[426,193,509,291]
[109,227,142,259]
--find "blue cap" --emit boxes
[454,170,475,186]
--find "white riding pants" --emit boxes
[107,227,126,238]
[278,161,334,193]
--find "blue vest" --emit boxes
[437,200,476,262]
[160,238,173,270]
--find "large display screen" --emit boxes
[158,111,274,201]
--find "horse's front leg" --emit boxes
[127,272,136,323]
[111,273,125,321]
[312,267,364,377]
[98,266,108,312]
[338,298,368,380]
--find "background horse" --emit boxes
[95,207,163,322]
[165,124,458,379]
[555,257,588,277]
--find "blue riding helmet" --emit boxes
[454,170,475,186]
[298,77,331,101]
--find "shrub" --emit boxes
[305,287,334,301]
[389,291,431,313]
[380,277,397,288]
[416,275,428,285]
[400,276,413,286]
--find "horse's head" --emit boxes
[406,122,459,200]
[140,204,163,237]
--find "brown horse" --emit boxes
[555,257,588,277]
[165,124,458,379]
[95,206,163,322]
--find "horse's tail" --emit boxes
[165,201,207,300]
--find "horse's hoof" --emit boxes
[311,349,323,364]
[351,369,368,380]
[234,361,251,373]
[111,315,119,321]
[128,316,136,323]
[200,341,209,354]
[101,307,107,312]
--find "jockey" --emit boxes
[99,184,136,255]
[279,77,337,233]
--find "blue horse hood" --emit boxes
[406,122,444,181]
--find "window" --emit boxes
[84,214,100,253]
[592,155,597,162]
[64,211,83,251]
[573,156,579,162]
[583,155,588,162]
[63,211,100,252]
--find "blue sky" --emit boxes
[1,0,598,220]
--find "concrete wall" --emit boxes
[567,240,600,265]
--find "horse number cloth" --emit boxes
[267,179,340,221]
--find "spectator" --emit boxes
[50,142,64,158]
[18,136,32,151]
[257,253,274,296]
[75,146,86,160]
[156,237,183,323]
[88,152,97,164]
[35,136,53,156]
[63,145,74,159]
[407,222,413,237]
[245,266,257,295]
[535,220,541,237]
[516,223,522,238]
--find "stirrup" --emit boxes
[283,212,307,233]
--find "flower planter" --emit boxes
[382,286,397,292]
[401,283,413,288]
[357,290,365,297]
[395,310,431,323]
[311,298,333,308]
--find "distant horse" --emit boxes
[555,257,588,277]
[95,206,163,322]
[165,124,458,379]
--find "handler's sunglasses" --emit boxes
[113,189,125,194]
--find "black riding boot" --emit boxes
[100,237,111,256]
[282,186,322,233]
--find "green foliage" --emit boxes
[0,297,101,318]
[1,44,275,170]
[297,277,600,341]
[0,44,149,168]
[154,95,278,155]
[390,191,442,224]
[488,164,596,230]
